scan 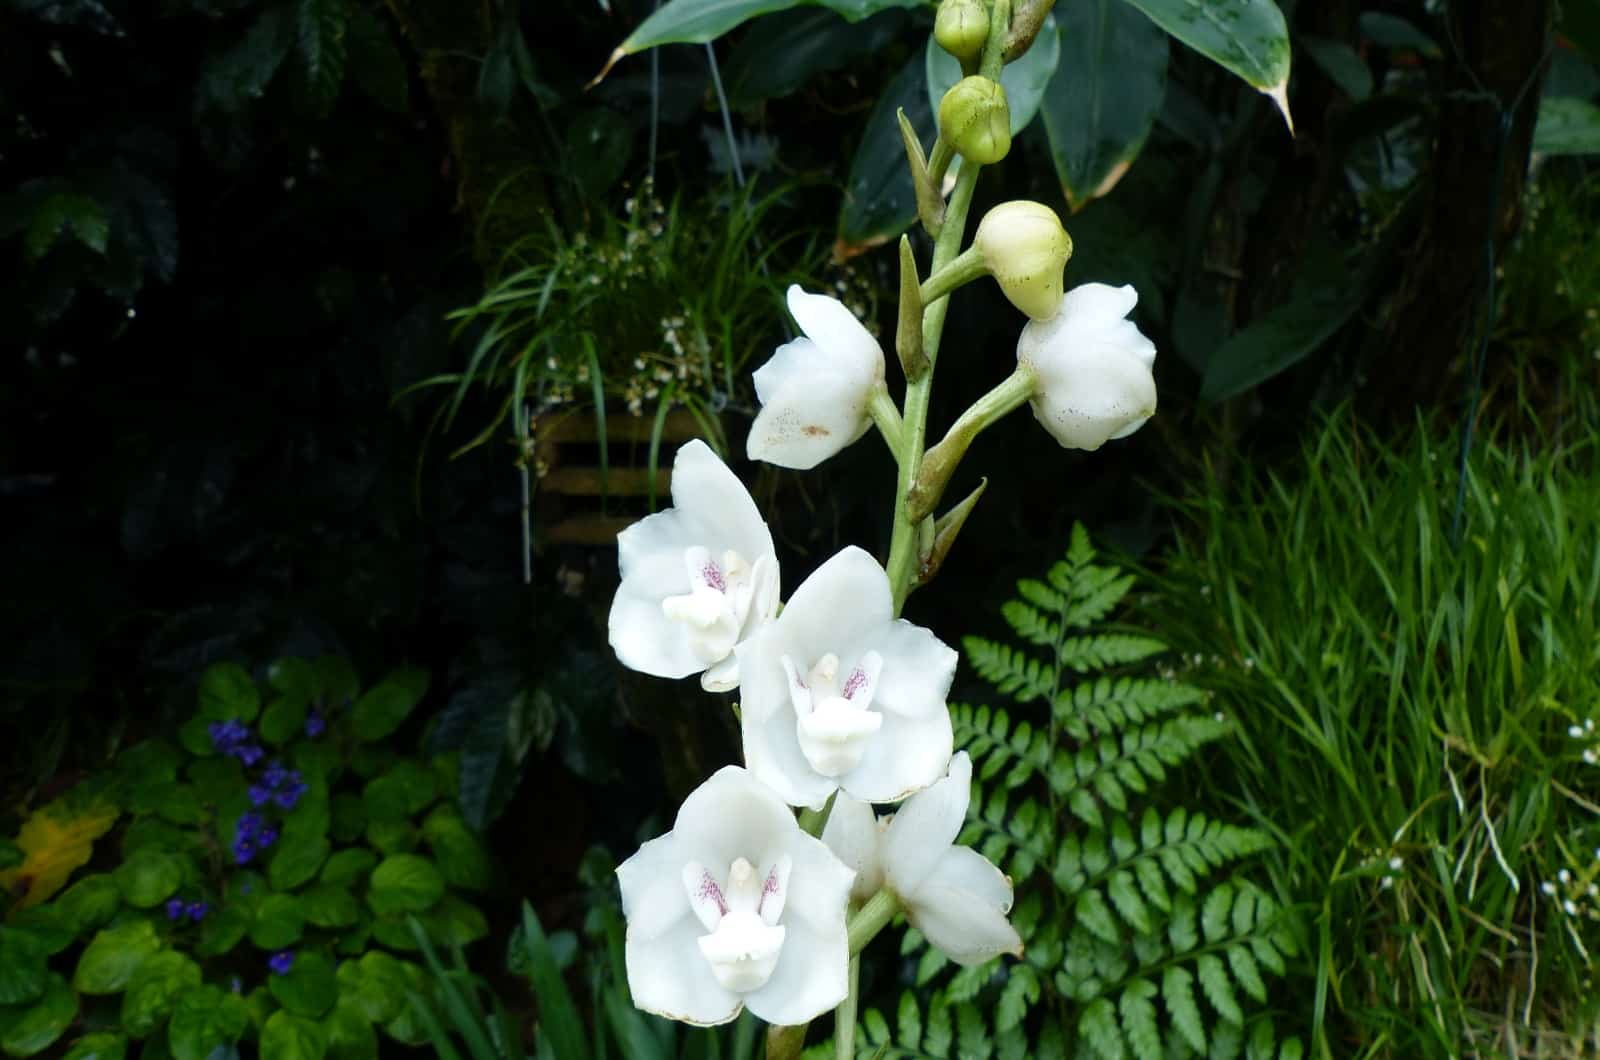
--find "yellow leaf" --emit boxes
[1,796,119,912]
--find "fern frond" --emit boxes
[963,637,1053,702]
[1056,633,1168,674]
[1053,677,1208,742]
[1048,717,1233,828]
[1003,599,1062,648]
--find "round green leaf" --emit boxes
[336,953,403,1024]
[198,662,260,723]
[368,917,419,952]
[268,951,336,1018]
[115,850,185,909]
[121,820,194,860]
[329,796,367,845]
[268,832,330,893]
[361,775,409,824]
[176,718,217,758]
[11,906,75,955]
[423,895,487,947]
[259,696,310,747]
[325,998,377,1060]
[363,820,416,856]
[260,1010,327,1060]
[184,757,244,805]
[378,959,431,1046]
[290,740,340,783]
[318,849,377,889]
[351,667,428,743]
[73,919,161,995]
[347,747,394,780]
[61,1031,127,1060]
[420,808,492,891]
[302,885,361,929]
[267,658,319,702]
[312,656,359,705]
[194,905,250,958]
[116,742,181,785]
[1,973,78,1057]
[121,952,201,1038]
[250,895,306,951]
[366,855,443,916]
[168,985,248,1060]
[55,875,122,935]
[0,928,48,1004]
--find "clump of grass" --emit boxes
[1143,410,1600,1058]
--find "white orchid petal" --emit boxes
[760,854,794,926]
[820,794,885,902]
[682,860,728,933]
[905,880,1024,967]
[781,832,855,931]
[772,548,893,662]
[742,904,850,1026]
[884,752,973,895]
[700,654,741,693]
[626,916,744,1026]
[668,439,774,563]
[918,845,1014,912]
[1058,281,1137,323]
[609,592,704,678]
[746,355,878,469]
[839,699,953,804]
[617,833,692,941]
[673,767,801,872]
[868,620,957,718]
[786,285,884,374]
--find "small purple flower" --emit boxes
[247,785,271,807]
[238,744,264,766]
[256,827,279,849]
[165,898,186,921]
[262,762,288,788]
[268,951,294,976]
[187,902,208,922]
[273,783,307,811]
[233,841,255,865]
[305,712,325,738]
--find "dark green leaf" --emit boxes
[423,895,488,946]
[519,903,589,1060]
[295,0,349,118]
[335,953,405,1024]
[347,7,409,112]
[198,662,260,723]
[269,951,337,1018]
[319,849,378,889]
[367,854,443,916]
[121,951,202,1038]
[1162,965,1205,1054]
[302,884,361,928]
[723,8,906,107]
[73,919,161,995]
[0,973,78,1057]
[168,985,248,1060]
[420,807,492,891]
[325,999,377,1060]
[1298,36,1371,100]
[115,849,186,908]
[24,193,109,259]
[1040,0,1167,211]
[260,696,310,747]
[194,905,250,958]
[1534,97,1600,155]
[1080,997,1124,1060]
[1116,0,1291,129]
[260,1010,328,1060]
[616,0,923,53]
[197,6,296,112]
[837,53,931,253]
[0,928,48,1004]
[351,666,429,743]
[251,894,307,950]
[269,831,330,893]
[61,1032,127,1060]
[10,906,74,955]
[1199,282,1364,400]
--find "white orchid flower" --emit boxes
[822,752,1023,966]
[746,286,886,470]
[608,440,779,692]
[616,766,855,1026]
[737,546,955,810]
[1015,283,1157,451]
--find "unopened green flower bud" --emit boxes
[938,76,1011,165]
[935,0,989,64]
[974,201,1073,320]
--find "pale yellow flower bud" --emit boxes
[938,76,1010,165]
[934,0,989,64]
[973,201,1074,320]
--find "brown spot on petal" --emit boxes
[801,425,830,438]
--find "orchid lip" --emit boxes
[682,854,794,994]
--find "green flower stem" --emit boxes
[885,156,983,615]
[834,955,861,1060]
[908,364,1035,521]
[847,889,901,955]
[919,245,988,307]
[867,383,906,462]
[798,791,836,838]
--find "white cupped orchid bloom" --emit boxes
[616,766,855,1026]
[737,546,956,810]
[608,439,779,692]
[746,285,886,470]
[1015,282,1157,451]
[822,752,1023,966]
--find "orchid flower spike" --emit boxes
[736,546,956,810]
[616,767,855,1026]
[1015,283,1157,451]
[822,752,1023,966]
[609,440,779,692]
[746,286,886,470]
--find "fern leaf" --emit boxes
[1162,965,1207,1054]
[1003,599,1061,648]
[997,965,1040,1033]
[1015,578,1067,615]
[1228,945,1267,1003]
[1081,998,1126,1060]
[1167,893,1199,952]
[1076,888,1121,945]
[1106,870,1153,935]
[1064,567,1135,629]
[964,637,1053,702]
[1202,883,1234,943]
[1057,633,1168,674]
[1196,953,1244,1025]
[925,992,954,1056]
[1054,677,1207,742]
[897,990,922,1049]
[1118,978,1162,1060]
[1208,1021,1245,1060]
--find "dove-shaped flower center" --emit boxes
[662,547,778,672]
[683,854,793,993]
[781,651,885,777]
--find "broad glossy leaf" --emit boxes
[925,13,1061,137]
[1,973,78,1057]
[1116,0,1292,131]
[615,0,922,54]
[723,8,907,106]
[1533,97,1600,156]
[366,854,444,916]
[168,985,248,1060]
[1039,0,1167,211]
[73,920,162,995]
[836,52,932,255]
[121,952,201,1038]
[1199,284,1363,400]
[296,0,348,117]
[1298,36,1371,100]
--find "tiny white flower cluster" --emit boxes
[1568,717,1597,766]
[1539,855,1600,926]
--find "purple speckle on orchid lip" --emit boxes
[268,951,294,976]
[187,902,208,922]
[165,898,186,921]
[305,712,325,737]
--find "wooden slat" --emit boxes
[541,466,672,497]
[545,514,637,546]
[538,409,705,445]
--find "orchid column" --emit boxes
[603,0,1159,1056]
